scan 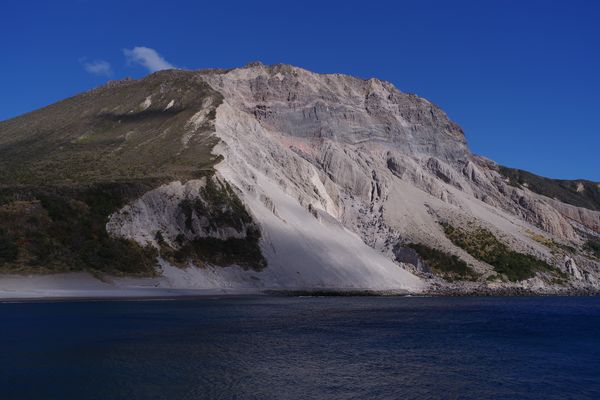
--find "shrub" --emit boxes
[585,237,600,258]
[0,182,158,275]
[0,229,19,264]
[167,227,266,271]
[407,243,478,281]
[441,222,559,282]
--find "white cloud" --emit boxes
[123,46,175,72]
[82,59,112,76]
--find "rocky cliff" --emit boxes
[1,62,599,296]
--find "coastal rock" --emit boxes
[2,62,600,294]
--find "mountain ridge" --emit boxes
[1,62,599,297]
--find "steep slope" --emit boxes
[1,62,599,296]
[197,63,600,292]
[498,166,600,212]
[0,70,222,184]
[0,70,251,276]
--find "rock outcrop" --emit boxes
[1,62,599,295]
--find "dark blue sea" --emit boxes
[1,296,599,400]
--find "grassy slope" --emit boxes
[0,70,266,275]
[0,70,222,184]
[498,166,600,212]
[407,243,478,282]
[441,223,565,282]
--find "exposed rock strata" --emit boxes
[2,62,599,295]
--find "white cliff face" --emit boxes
[202,63,600,289]
[209,102,424,291]
[203,63,469,163]
[104,63,600,293]
[105,100,424,292]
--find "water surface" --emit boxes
[1,296,599,399]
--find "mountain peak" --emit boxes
[2,62,598,295]
[243,60,267,68]
[201,62,469,162]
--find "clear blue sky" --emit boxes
[2,0,599,180]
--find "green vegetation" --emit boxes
[526,230,576,255]
[441,223,563,282]
[0,182,158,275]
[0,70,223,186]
[158,177,267,271]
[179,178,253,233]
[498,166,600,212]
[0,174,267,275]
[162,228,266,271]
[0,229,19,264]
[0,71,265,276]
[585,237,600,258]
[407,243,478,281]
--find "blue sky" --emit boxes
[1,0,599,180]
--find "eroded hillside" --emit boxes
[1,62,599,294]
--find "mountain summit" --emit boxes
[1,63,599,296]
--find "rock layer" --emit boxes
[197,63,599,292]
[1,62,599,294]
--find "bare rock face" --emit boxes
[5,61,598,293]
[195,63,600,291]
[93,62,600,292]
[203,63,469,163]
[546,198,600,234]
[563,256,583,280]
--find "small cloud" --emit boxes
[81,59,112,76]
[123,46,175,73]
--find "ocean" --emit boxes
[1,296,599,399]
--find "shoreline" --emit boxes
[1,272,599,303]
[2,288,600,303]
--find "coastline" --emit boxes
[0,272,263,302]
[1,272,599,302]
[2,287,599,303]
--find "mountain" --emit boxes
[1,62,599,297]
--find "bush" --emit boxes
[0,183,157,275]
[407,243,477,281]
[0,229,19,264]
[167,227,266,271]
[442,223,559,282]
[584,237,600,258]
[163,177,266,271]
